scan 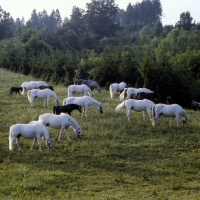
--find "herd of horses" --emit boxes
[9,79,197,151]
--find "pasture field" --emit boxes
[1,68,200,200]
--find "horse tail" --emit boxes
[109,84,113,98]
[9,126,13,150]
[68,86,71,97]
[27,90,32,103]
[116,101,126,111]
[152,105,156,126]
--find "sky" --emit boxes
[1,0,200,26]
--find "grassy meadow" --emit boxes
[1,68,200,199]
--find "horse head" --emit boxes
[90,92,94,97]
[46,138,53,150]
[76,126,82,138]
[77,105,82,113]
[97,87,101,93]
[182,117,187,124]
[56,98,60,105]
[99,104,103,113]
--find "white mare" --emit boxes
[109,82,127,98]
[152,103,188,127]
[9,123,52,151]
[38,113,82,141]
[27,88,60,107]
[119,87,153,101]
[116,99,155,121]
[63,96,103,117]
[68,84,94,97]
[21,81,48,94]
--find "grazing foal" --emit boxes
[9,87,23,95]
[53,104,82,115]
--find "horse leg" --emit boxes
[85,106,88,117]
[170,117,175,126]
[143,111,146,120]
[82,107,85,117]
[126,109,131,121]
[112,90,116,98]
[31,98,34,107]
[147,109,152,121]
[65,128,71,141]
[158,117,162,126]
[16,137,22,151]
[37,137,42,151]
[175,116,179,127]
[58,127,65,141]
[30,137,37,150]
[44,98,48,107]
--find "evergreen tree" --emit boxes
[66,6,86,36]
[176,11,194,31]
[30,9,40,29]
[0,6,12,40]
[85,0,120,39]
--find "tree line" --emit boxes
[0,0,200,106]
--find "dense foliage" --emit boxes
[0,0,200,106]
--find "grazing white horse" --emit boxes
[68,84,93,97]
[38,113,82,141]
[21,81,48,94]
[9,123,52,151]
[109,82,127,98]
[116,99,155,121]
[27,88,60,107]
[63,96,103,117]
[152,104,188,127]
[119,87,153,101]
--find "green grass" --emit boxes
[1,68,200,199]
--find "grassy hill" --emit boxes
[0,68,200,200]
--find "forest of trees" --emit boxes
[0,0,200,106]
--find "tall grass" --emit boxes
[0,68,200,199]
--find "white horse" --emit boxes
[27,88,60,107]
[119,87,153,101]
[68,84,93,97]
[116,99,155,121]
[109,82,127,98]
[63,96,103,117]
[38,113,82,141]
[9,123,52,151]
[21,81,48,94]
[152,104,188,127]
